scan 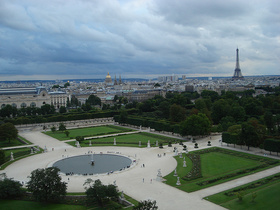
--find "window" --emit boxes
[21,103,27,108]
[30,102,36,108]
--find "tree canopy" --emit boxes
[84,179,119,207]
[133,200,158,210]
[0,178,24,199]
[180,113,211,137]
[27,167,67,203]
[0,122,18,143]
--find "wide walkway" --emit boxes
[3,129,280,210]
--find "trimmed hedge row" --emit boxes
[3,109,138,125]
[139,132,179,142]
[4,149,31,162]
[114,115,181,133]
[264,138,280,155]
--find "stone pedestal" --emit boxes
[156,169,162,182]
[176,177,181,185]
[10,152,14,161]
[147,140,150,148]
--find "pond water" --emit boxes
[53,154,132,175]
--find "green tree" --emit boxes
[58,123,66,131]
[211,99,231,124]
[119,110,128,124]
[0,149,5,165]
[158,101,170,119]
[180,113,211,137]
[169,104,186,122]
[51,126,56,133]
[76,136,84,142]
[64,130,70,137]
[264,111,275,134]
[64,82,70,88]
[227,124,242,135]
[240,122,259,150]
[41,104,55,115]
[0,122,18,143]
[86,95,101,106]
[0,104,16,118]
[81,103,92,111]
[133,200,158,210]
[59,106,67,114]
[201,90,220,102]
[27,167,67,203]
[84,179,119,207]
[0,178,24,199]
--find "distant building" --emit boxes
[105,72,113,83]
[0,87,68,109]
[185,85,194,92]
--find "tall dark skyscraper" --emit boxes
[232,48,244,80]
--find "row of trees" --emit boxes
[1,167,157,209]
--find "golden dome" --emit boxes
[105,72,112,83]
[106,72,111,79]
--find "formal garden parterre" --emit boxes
[163,147,280,192]
[206,173,280,210]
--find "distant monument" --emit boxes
[232,48,244,80]
[105,72,113,83]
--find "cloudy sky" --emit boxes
[0,0,279,80]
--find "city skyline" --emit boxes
[0,0,279,81]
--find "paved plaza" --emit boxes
[3,127,280,210]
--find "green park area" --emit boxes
[164,147,280,192]
[0,200,87,210]
[0,136,31,148]
[44,125,135,140]
[206,173,280,210]
[0,147,42,170]
[0,134,37,170]
[67,132,180,148]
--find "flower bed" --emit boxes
[182,154,202,181]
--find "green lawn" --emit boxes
[44,125,134,140]
[163,148,280,192]
[0,138,26,148]
[0,200,87,210]
[201,152,259,178]
[1,147,42,170]
[206,173,280,210]
[67,132,179,148]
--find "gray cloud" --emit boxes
[0,0,279,80]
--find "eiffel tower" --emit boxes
[232,48,244,80]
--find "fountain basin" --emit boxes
[52,154,132,175]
